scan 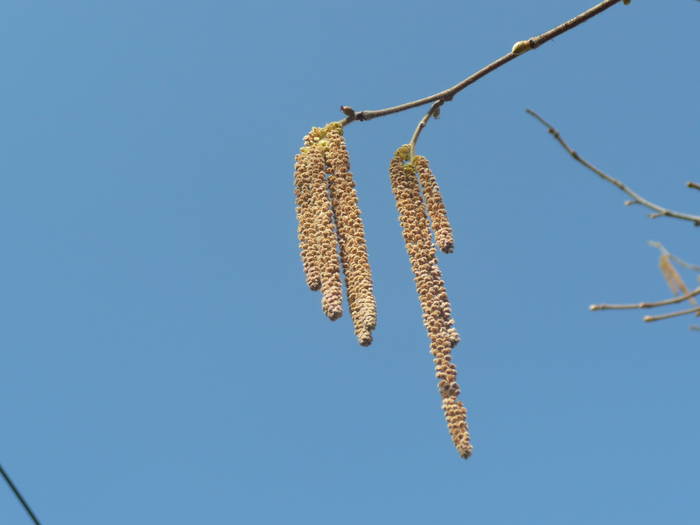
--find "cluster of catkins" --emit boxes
[294,122,376,345]
[294,124,471,458]
[389,145,471,458]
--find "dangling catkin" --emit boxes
[294,148,321,291]
[296,127,344,321]
[310,143,344,321]
[389,145,472,458]
[413,155,454,254]
[659,253,692,300]
[324,123,377,345]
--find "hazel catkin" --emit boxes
[389,145,472,458]
[309,143,344,321]
[296,128,344,322]
[294,123,377,336]
[294,148,322,291]
[324,123,377,345]
[413,155,454,254]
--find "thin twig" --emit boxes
[687,181,700,191]
[670,254,700,272]
[340,0,625,125]
[408,101,443,158]
[590,285,700,311]
[527,109,700,226]
[0,464,42,525]
[647,240,669,256]
[644,305,700,323]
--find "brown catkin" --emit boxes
[389,146,472,459]
[324,123,377,345]
[306,139,343,321]
[413,155,454,254]
[294,148,322,291]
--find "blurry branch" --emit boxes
[590,285,700,311]
[590,241,700,324]
[687,181,700,191]
[0,464,41,525]
[589,241,700,325]
[526,109,700,226]
[644,305,700,323]
[671,253,700,272]
[340,0,626,126]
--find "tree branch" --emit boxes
[644,305,700,323]
[526,109,700,226]
[590,285,700,311]
[341,0,626,125]
[408,101,443,158]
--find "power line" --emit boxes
[0,463,42,525]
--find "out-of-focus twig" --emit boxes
[644,305,700,323]
[590,285,700,311]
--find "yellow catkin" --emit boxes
[389,146,472,458]
[659,253,690,299]
[301,132,343,321]
[659,254,698,305]
[294,148,321,291]
[324,123,377,345]
[413,155,454,254]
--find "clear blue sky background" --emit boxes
[1,1,699,523]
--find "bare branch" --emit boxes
[644,305,700,323]
[341,0,626,125]
[527,109,700,226]
[687,181,700,191]
[590,285,700,311]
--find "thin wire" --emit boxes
[0,463,42,525]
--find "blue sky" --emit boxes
[1,1,699,523]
